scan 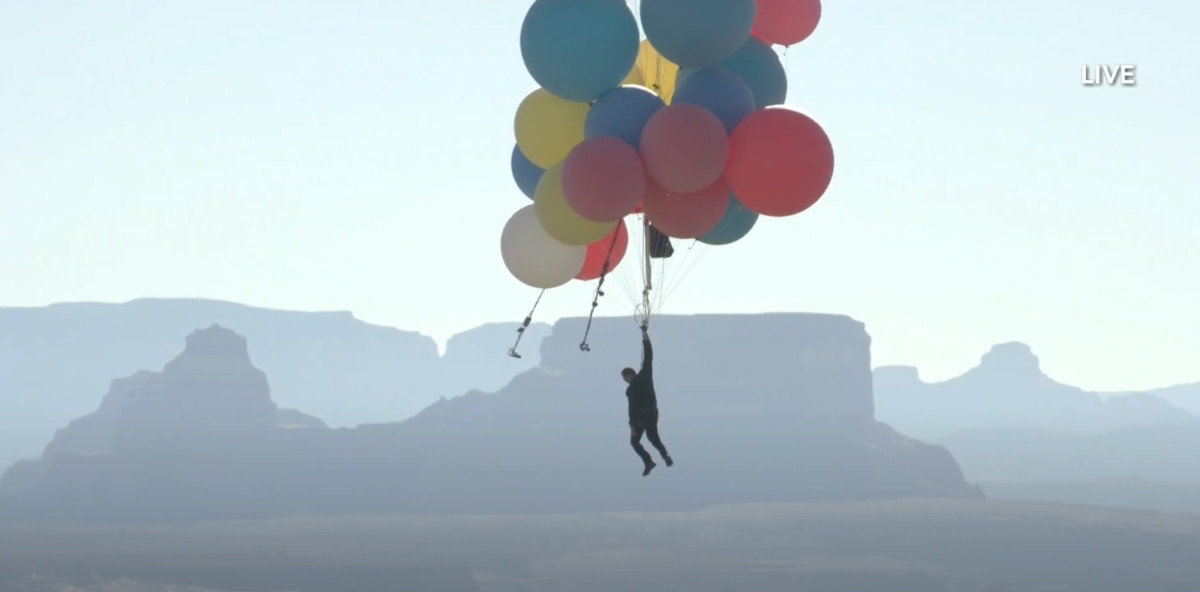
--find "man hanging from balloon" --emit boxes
[504,0,829,475]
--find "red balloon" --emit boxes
[563,136,647,223]
[639,103,729,194]
[725,107,833,217]
[575,219,630,281]
[643,177,729,238]
[752,0,821,46]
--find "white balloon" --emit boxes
[501,204,587,289]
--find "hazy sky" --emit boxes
[1,1,1196,391]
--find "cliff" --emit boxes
[440,321,553,396]
[874,342,1198,438]
[0,315,979,525]
[39,338,324,464]
[0,298,547,470]
[539,313,875,429]
[109,324,277,455]
[1112,381,1200,415]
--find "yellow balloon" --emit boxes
[534,162,616,246]
[636,39,679,104]
[514,88,589,170]
[622,63,645,87]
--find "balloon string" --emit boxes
[579,227,624,352]
[640,217,652,330]
[507,289,545,359]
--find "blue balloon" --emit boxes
[510,145,543,200]
[678,40,786,109]
[715,38,788,109]
[584,86,665,149]
[698,193,758,245]
[640,0,756,69]
[671,67,756,133]
[520,0,640,102]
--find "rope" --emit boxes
[639,217,652,331]
[506,289,545,359]
[661,239,707,305]
[578,228,624,352]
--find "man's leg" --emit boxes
[644,411,673,467]
[629,421,655,476]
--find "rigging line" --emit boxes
[640,216,653,329]
[578,227,624,352]
[506,289,545,359]
[661,240,709,305]
[615,215,644,307]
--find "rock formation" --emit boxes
[874,342,1198,438]
[108,324,277,455]
[1111,381,1200,415]
[439,321,552,396]
[0,314,980,525]
[940,424,1200,483]
[0,298,544,471]
[38,331,324,464]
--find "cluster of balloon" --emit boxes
[502,0,830,291]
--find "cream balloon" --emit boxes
[501,204,587,289]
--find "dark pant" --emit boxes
[629,408,669,465]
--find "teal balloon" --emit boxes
[520,0,640,102]
[718,38,788,109]
[680,39,787,110]
[672,67,756,133]
[698,193,758,245]
[640,0,756,69]
[510,145,543,200]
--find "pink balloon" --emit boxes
[639,103,729,194]
[752,0,822,46]
[726,107,833,217]
[562,136,647,223]
[643,177,729,238]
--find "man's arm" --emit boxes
[640,330,652,374]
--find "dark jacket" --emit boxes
[626,338,656,416]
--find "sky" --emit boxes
[1,0,1197,391]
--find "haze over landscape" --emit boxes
[3,0,1199,591]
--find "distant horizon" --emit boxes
[4,295,1197,393]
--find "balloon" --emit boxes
[622,63,645,87]
[635,39,679,103]
[752,0,822,47]
[698,193,758,245]
[501,204,587,289]
[562,136,646,223]
[576,219,630,281]
[714,38,788,109]
[534,161,618,245]
[510,145,543,200]
[514,88,589,169]
[643,177,729,238]
[639,103,729,193]
[640,0,756,69]
[520,0,640,102]
[584,85,664,149]
[726,107,834,217]
[671,67,756,133]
